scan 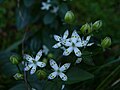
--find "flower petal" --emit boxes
[48,72,57,80]
[30,65,37,74]
[63,47,73,56]
[86,36,91,41]
[75,42,83,47]
[24,64,33,71]
[49,59,59,71]
[43,45,49,55]
[63,30,69,39]
[35,50,42,61]
[87,43,94,46]
[59,63,71,72]
[37,61,46,68]
[54,35,61,41]
[76,58,82,64]
[23,54,33,63]
[59,72,67,81]
[74,47,82,57]
[62,39,72,47]
[71,30,78,43]
[52,42,61,48]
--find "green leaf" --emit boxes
[66,67,94,84]
[43,13,55,25]
[43,81,62,90]
[9,83,26,90]
[16,6,31,29]
[23,0,34,7]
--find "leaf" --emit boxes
[16,6,31,29]
[23,0,35,7]
[9,83,26,90]
[43,13,55,25]
[65,67,94,84]
[43,81,62,90]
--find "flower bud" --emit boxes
[80,23,92,35]
[36,70,47,79]
[48,53,54,59]
[92,20,102,30]
[42,58,48,64]
[13,73,23,80]
[64,11,75,24]
[10,55,20,65]
[101,37,111,48]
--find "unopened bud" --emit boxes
[64,11,75,24]
[42,58,48,64]
[36,70,47,79]
[101,37,111,48]
[10,55,20,65]
[13,73,23,80]
[92,20,102,30]
[48,53,54,59]
[80,23,92,35]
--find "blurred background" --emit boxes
[0,0,120,90]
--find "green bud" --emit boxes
[13,73,23,80]
[64,11,75,24]
[101,37,111,48]
[42,58,48,64]
[80,23,92,35]
[36,70,47,79]
[92,20,102,30]
[10,55,20,65]
[48,53,54,59]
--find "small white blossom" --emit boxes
[80,36,94,47]
[53,30,69,48]
[43,45,49,55]
[75,58,82,64]
[23,50,46,74]
[41,2,51,10]
[48,59,70,81]
[63,30,82,57]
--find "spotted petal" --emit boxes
[24,64,33,71]
[75,41,83,47]
[71,30,78,43]
[30,65,37,74]
[86,36,91,41]
[59,63,71,72]
[74,47,82,57]
[37,61,46,68]
[54,35,61,41]
[35,50,42,61]
[49,59,59,71]
[52,42,61,48]
[62,40,72,47]
[59,72,67,81]
[63,47,73,56]
[48,72,58,80]
[76,58,82,64]
[23,54,33,63]
[63,30,69,39]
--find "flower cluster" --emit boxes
[53,30,94,57]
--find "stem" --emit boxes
[16,64,22,74]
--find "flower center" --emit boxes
[33,60,37,64]
[72,43,75,47]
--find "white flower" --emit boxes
[48,59,70,81]
[53,30,69,48]
[80,36,94,47]
[23,50,46,74]
[41,2,51,10]
[63,30,82,57]
[43,45,49,55]
[51,6,59,13]
[75,58,82,64]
